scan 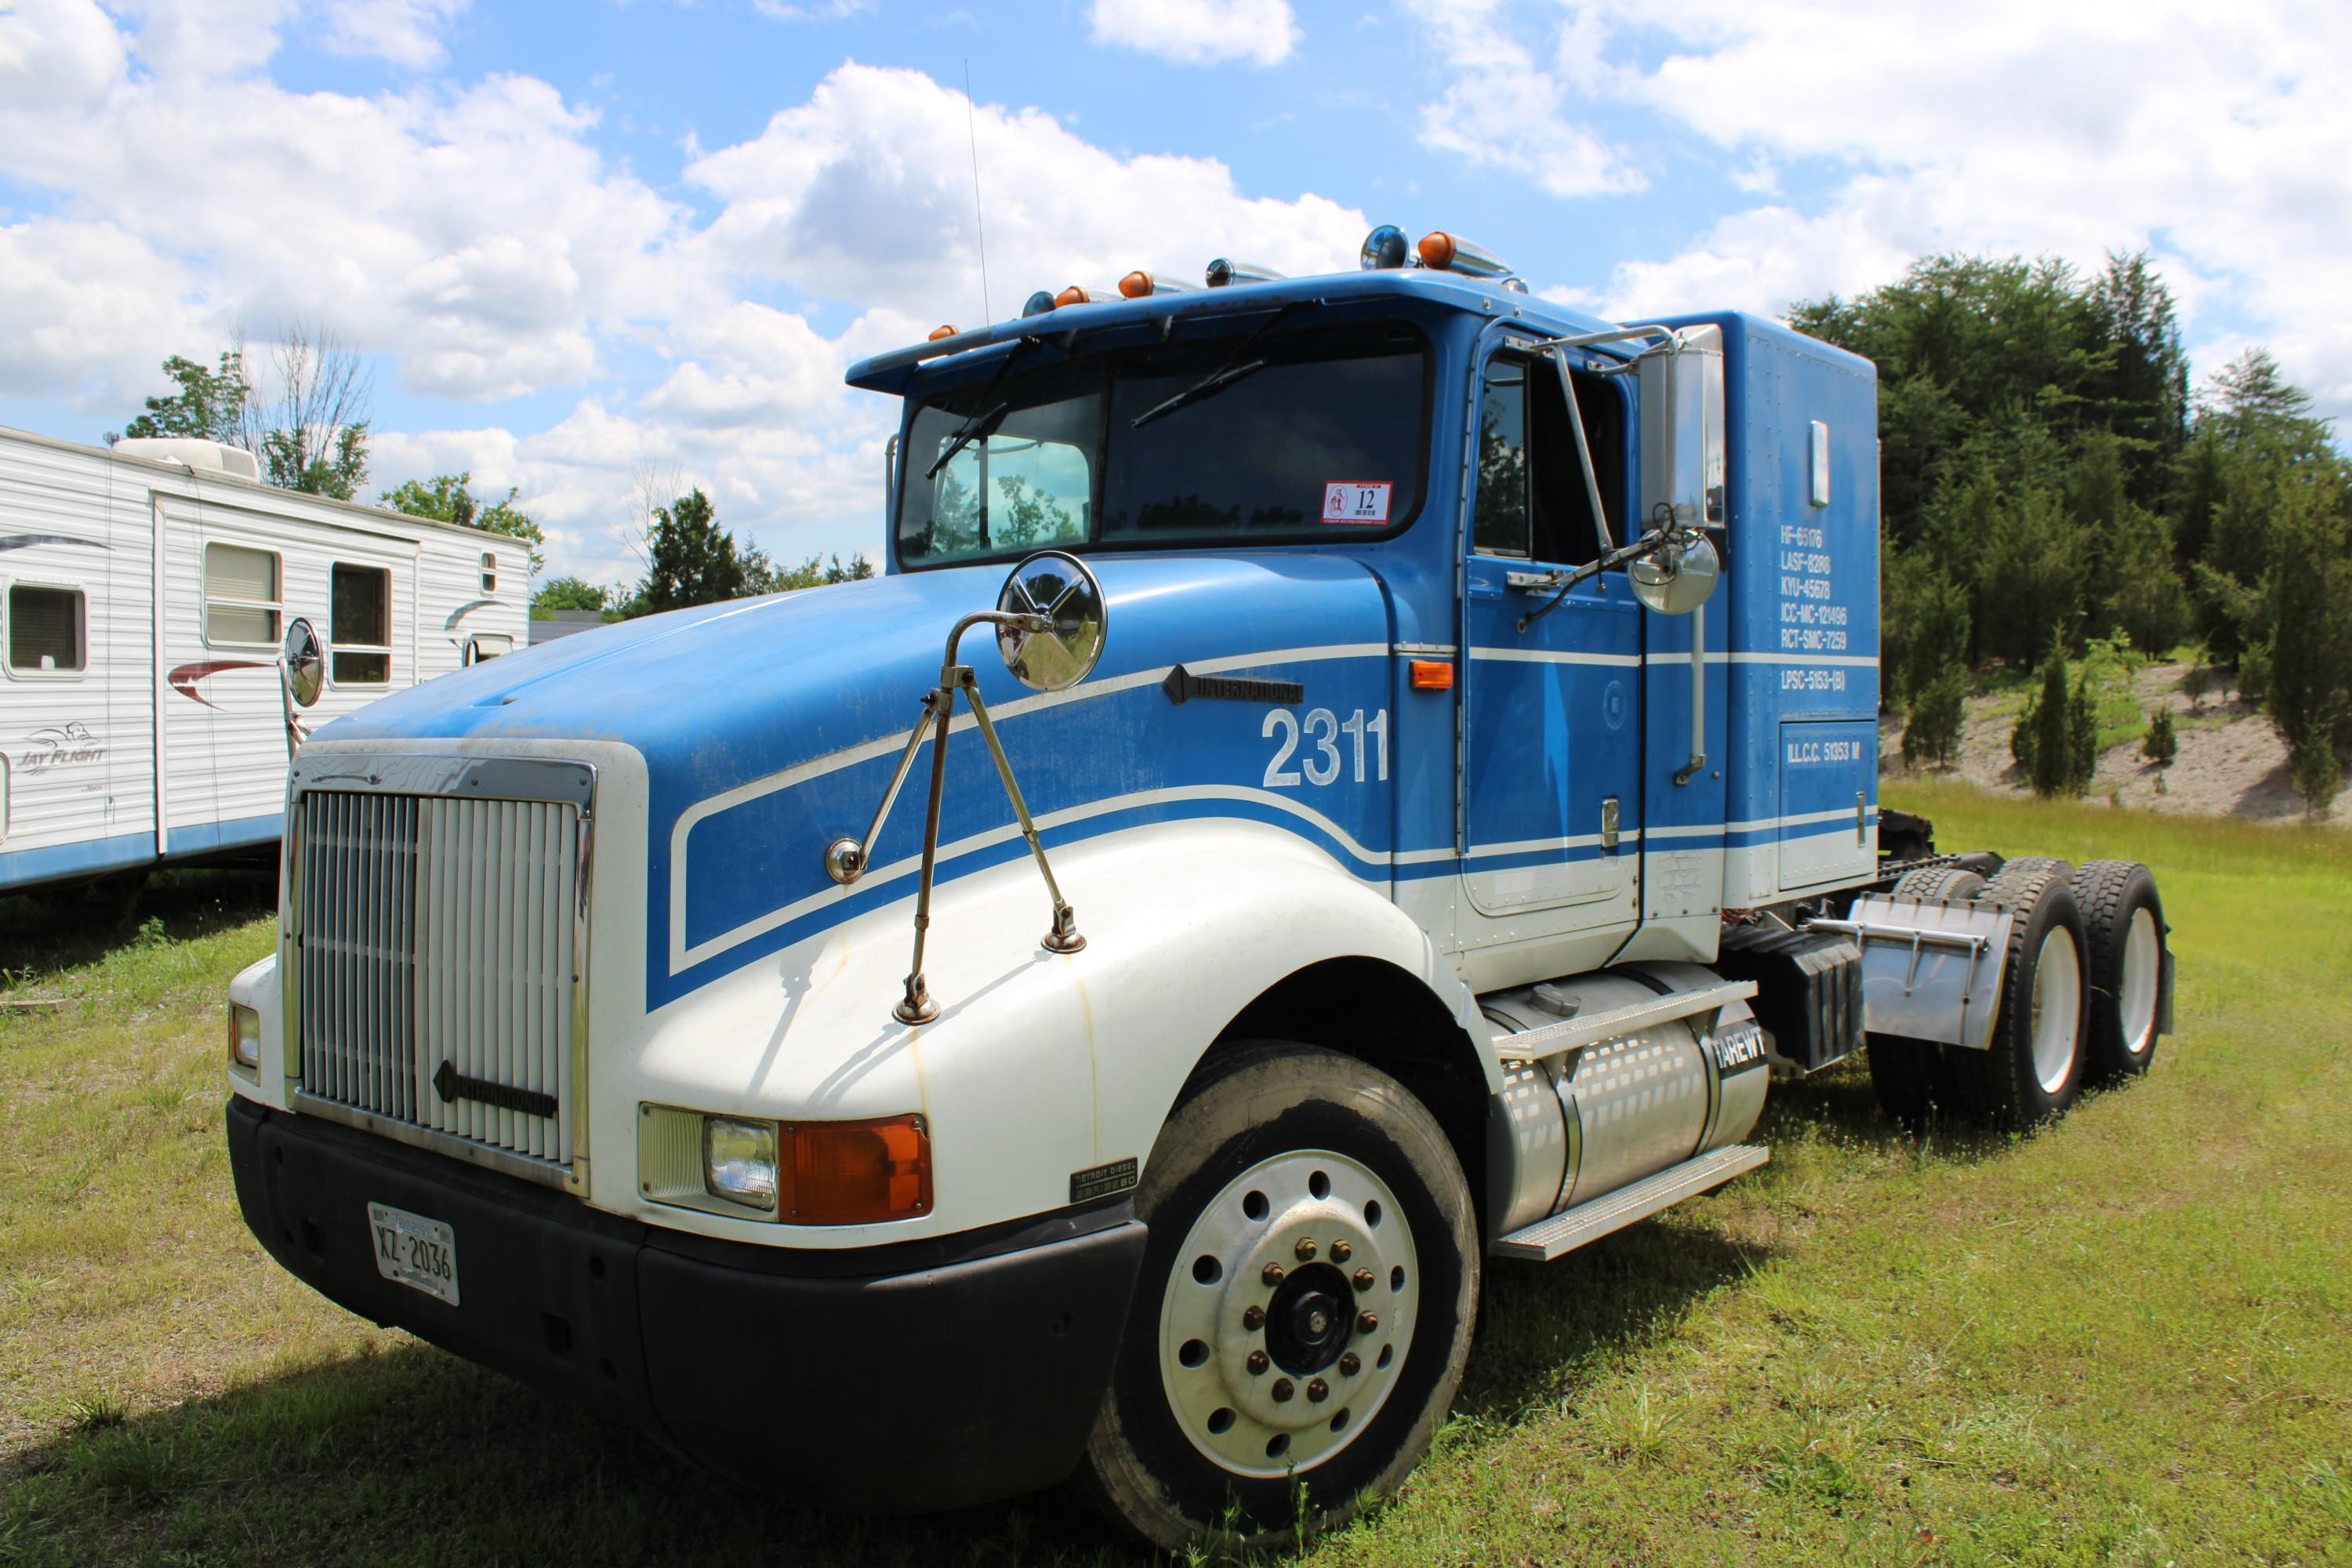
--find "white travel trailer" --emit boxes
[0,426,532,895]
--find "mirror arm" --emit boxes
[1546,347,1617,559]
[960,670,1083,954]
[1515,524,1696,634]
[1672,613,1707,786]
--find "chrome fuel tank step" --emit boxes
[1491,1144,1769,1261]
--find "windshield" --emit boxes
[896,323,1428,566]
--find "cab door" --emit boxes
[1460,347,1641,931]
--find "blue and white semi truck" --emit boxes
[223,227,2173,1549]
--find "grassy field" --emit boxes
[2,786,2347,1566]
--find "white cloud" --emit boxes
[320,0,470,68]
[687,64,1366,322]
[1417,0,2352,419]
[752,0,872,18]
[1087,0,1300,67]
[1402,0,1642,198]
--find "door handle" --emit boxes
[1601,797,1620,852]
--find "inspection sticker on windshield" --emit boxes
[1322,481,1392,524]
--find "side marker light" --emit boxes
[1410,660,1454,691]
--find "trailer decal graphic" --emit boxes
[19,722,103,775]
[168,659,273,710]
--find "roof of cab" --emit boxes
[842,266,1628,395]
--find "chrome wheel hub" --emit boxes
[2119,906,2160,1058]
[1158,1149,1419,1476]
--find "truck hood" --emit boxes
[322,553,1398,1007]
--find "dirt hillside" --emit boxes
[1882,659,2346,824]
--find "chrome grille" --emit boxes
[296,789,579,1170]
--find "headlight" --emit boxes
[227,1004,262,1073]
[644,1105,934,1225]
[703,1116,779,1211]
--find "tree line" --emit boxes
[1791,252,2351,814]
[109,336,869,624]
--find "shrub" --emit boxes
[2142,706,2178,767]
[1904,665,1969,770]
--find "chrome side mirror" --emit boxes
[995,550,1106,692]
[1629,531,1721,617]
[282,617,326,707]
[1638,324,1726,531]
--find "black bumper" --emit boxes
[227,1098,1146,1512]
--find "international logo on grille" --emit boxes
[431,1058,559,1120]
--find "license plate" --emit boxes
[367,1202,460,1305]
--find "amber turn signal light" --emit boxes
[1054,285,1094,307]
[779,1114,932,1225]
[1410,659,1454,691]
[927,325,959,342]
[1417,230,1458,270]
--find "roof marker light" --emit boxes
[1204,259,1285,289]
[1360,225,1411,270]
[1054,284,1121,307]
[927,325,959,343]
[1415,230,1514,279]
[1120,270,1194,299]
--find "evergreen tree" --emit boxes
[637,488,744,614]
[2067,669,2101,792]
[1902,663,1968,771]
[2028,641,2076,797]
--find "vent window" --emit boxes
[204,543,281,645]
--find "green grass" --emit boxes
[4,795,2349,1566]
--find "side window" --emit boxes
[1472,361,1530,557]
[204,543,282,645]
[481,552,497,595]
[1528,360,1626,568]
[6,585,86,674]
[331,563,393,685]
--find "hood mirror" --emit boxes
[280,615,327,759]
[1629,531,1720,617]
[996,550,1107,692]
[282,617,326,708]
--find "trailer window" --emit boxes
[5,585,85,674]
[204,543,282,645]
[331,563,392,685]
[481,553,497,594]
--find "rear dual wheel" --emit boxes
[2073,860,2167,1084]
[1075,1044,1476,1554]
[1867,861,2092,1129]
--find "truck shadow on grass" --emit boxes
[0,866,275,982]
[1,1069,2027,1568]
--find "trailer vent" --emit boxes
[294,790,579,1178]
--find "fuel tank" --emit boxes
[1484,963,1769,1238]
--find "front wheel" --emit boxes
[1074,1043,1478,1553]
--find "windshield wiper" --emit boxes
[1130,299,1318,430]
[925,400,1008,479]
[923,334,1065,480]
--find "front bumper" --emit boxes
[227,1098,1145,1512]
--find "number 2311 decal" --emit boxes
[1263,708,1388,789]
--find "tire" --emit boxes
[1073,1043,1478,1553]
[1891,865,1987,903]
[2072,860,2167,1084]
[1947,864,2089,1127]
[1976,855,2071,905]
[1867,867,1987,1128]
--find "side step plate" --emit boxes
[1490,1145,1769,1262]
[1490,980,1757,1067]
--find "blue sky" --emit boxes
[2,0,2344,588]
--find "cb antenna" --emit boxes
[964,60,991,323]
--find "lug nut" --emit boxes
[1272,1378,1294,1403]
[1242,1305,1266,1330]
[1353,1269,1376,1293]
[1247,1350,1269,1374]
[1339,1352,1360,1377]
[1307,1377,1330,1403]
[1357,1311,1379,1334]
[1294,1237,1318,1261]
[1261,1262,1286,1287]
[1330,1240,1352,1262]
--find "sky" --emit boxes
[2,0,2346,590]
